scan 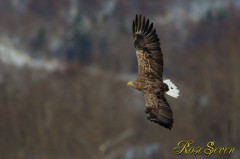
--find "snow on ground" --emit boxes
[0,37,64,72]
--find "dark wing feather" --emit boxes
[143,91,173,129]
[133,14,163,80]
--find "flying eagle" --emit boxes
[127,15,179,129]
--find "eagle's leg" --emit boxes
[146,114,157,122]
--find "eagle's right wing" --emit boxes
[143,91,173,129]
[132,14,163,81]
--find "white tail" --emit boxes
[163,79,179,98]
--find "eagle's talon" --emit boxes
[146,115,156,122]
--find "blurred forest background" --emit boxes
[0,0,240,159]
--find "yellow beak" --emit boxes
[127,81,134,86]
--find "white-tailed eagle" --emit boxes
[127,15,179,129]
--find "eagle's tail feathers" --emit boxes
[163,79,179,98]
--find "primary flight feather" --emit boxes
[127,14,179,129]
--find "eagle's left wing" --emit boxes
[132,14,163,81]
[143,91,173,129]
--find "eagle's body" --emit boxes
[127,15,179,129]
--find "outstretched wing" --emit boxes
[132,14,163,81]
[143,91,173,129]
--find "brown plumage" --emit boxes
[128,14,177,129]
